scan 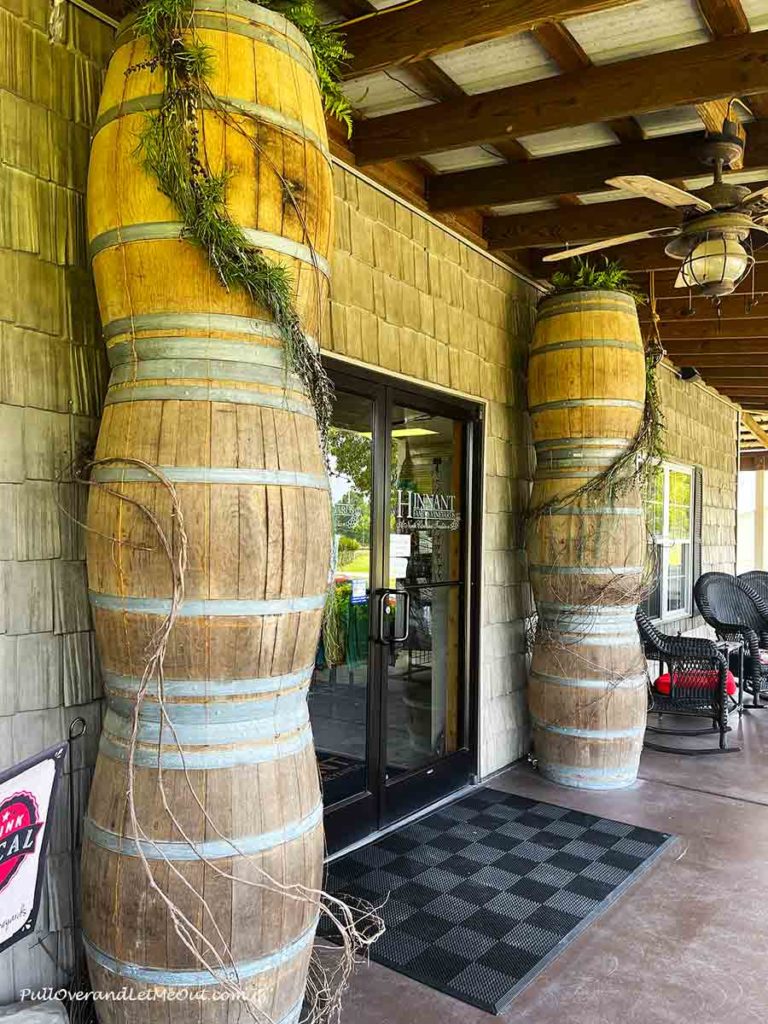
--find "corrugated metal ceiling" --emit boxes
[564,0,709,64]
[431,32,560,95]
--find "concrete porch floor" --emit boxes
[337,709,768,1024]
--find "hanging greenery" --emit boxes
[130,0,352,448]
[529,257,665,517]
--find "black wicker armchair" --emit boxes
[694,571,768,706]
[637,608,739,754]
[738,571,768,628]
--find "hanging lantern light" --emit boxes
[675,232,753,297]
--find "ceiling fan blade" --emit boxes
[606,175,712,212]
[742,183,768,205]
[541,226,681,263]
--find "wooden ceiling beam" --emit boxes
[639,294,768,321]
[694,0,768,118]
[537,234,768,274]
[531,22,642,143]
[659,319,768,339]
[340,0,636,79]
[430,121,768,212]
[695,0,750,38]
[353,30,768,163]
[658,353,768,366]
[663,340,768,355]
[717,393,768,403]
[486,197,680,250]
[681,367,768,378]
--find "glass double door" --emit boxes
[309,365,479,853]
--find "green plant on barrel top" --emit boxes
[130,0,352,446]
[530,257,664,517]
[548,256,646,304]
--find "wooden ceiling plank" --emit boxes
[354,30,768,163]
[430,122,768,212]
[341,0,637,78]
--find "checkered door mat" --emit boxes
[324,787,673,1014]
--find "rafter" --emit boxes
[531,235,768,276]
[486,198,679,250]
[658,319,768,340]
[641,294,768,320]
[695,0,750,37]
[531,22,642,143]
[430,121,768,213]
[657,353,768,366]
[340,0,636,78]
[353,30,768,164]
[694,0,768,118]
[663,339,768,355]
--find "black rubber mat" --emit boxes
[324,787,674,1014]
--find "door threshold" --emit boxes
[324,781,477,864]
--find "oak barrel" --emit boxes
[527,290,648,789]
[82,3,333,1021]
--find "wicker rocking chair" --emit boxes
[694,571,768,706]
[636,608,739,754]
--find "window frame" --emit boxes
[646,461,696,622]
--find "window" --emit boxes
[643,463,700,620]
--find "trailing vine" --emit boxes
[130,0,351,449]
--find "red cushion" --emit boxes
[654,670,736,696]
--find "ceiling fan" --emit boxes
[542,117,768,297]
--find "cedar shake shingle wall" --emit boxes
[326,164,539,779]
[0,0,111,995]
[655,362,739,637]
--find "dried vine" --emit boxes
[71,457,383,1022]
[130,0,348,447]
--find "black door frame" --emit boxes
[321,358,484,854]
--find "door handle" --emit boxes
[377,590,411,644]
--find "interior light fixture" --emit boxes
[675,233,753,297]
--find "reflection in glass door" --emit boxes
[308,366,480,852]
[308,390,374,809]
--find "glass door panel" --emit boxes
[383,405,466,781]
[308,390,374,807]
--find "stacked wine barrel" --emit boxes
[82,3,332,1022]
[527,290,648,790]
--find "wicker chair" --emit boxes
[636,608,739,754]
[738,571,768,629]
[694,571,768,705]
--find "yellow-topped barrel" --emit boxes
[82,3,333,1021]
[526,290,648,790]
